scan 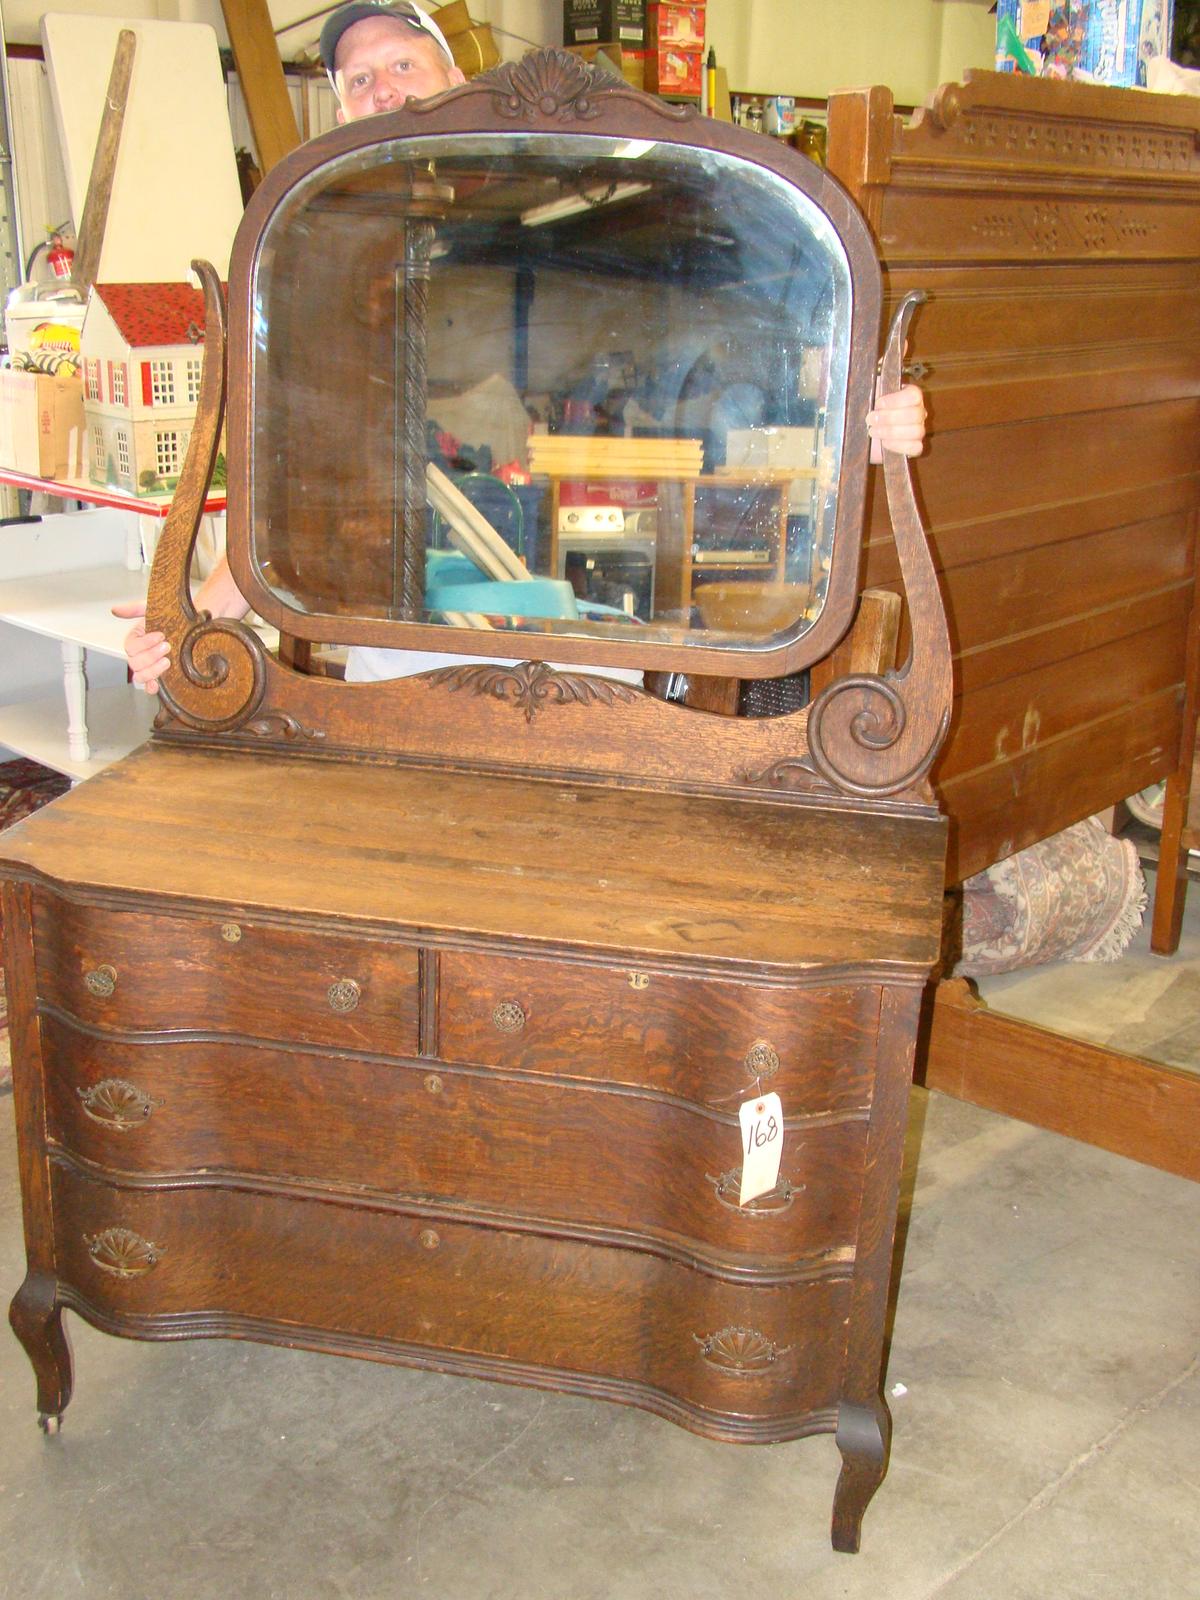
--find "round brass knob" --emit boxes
[327,979,361,1013]
[84,964,117,998]
[418,1229,440,1251]
[744,1040,780,1079]
[492,1001,526,1034]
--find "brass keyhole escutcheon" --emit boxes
[221,923,242,943]
[84,964,117,998]
[327,979,361,1013]
[419,1229,440,1251]
[628,972,650,990]
[424,1073,444,1095]
[492,1001,525,1034]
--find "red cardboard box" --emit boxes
[648,3,706,50]
[645,44,702,94]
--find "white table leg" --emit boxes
[61,640,90,764]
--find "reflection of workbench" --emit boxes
[541,468,819,619]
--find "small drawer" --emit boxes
[32,891,419,1056]
[437,950,877,1113]
[43,1015,868,1265]
[50,1163,851,1437]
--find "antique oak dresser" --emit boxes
[3,51,951,1554]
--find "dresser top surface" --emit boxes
[0,744,946,974]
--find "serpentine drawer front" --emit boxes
[436,950,880,1113]
[31,891,420,1056]
[48,1162,851,1439]
[42,1016,868,1265]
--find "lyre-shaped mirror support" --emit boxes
[805,293,953,798]
[145,259,268,732]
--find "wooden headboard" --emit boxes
[826,70,1200,889]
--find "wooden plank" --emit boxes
[923,979,1200,1183]
[70,29,135,295]
[220,0,300,175]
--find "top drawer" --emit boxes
[437,950,878,1113]
[31,892,420,1056]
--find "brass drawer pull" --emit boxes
[492,1000,526,1034]
[744,1040,780,1079]
[706,1170,798,1214]
[78,1079,160,1131]
[327,978,361,1013]
[84,964,117,999]
[693,1326,790,1375]
[84,1227,165,1278]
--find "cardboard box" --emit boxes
[564,1,646,47]
[566,41,647,89]
[645,44,702,94]
[648,3,706,50]
[5,294,85,376]
[995,0,1175,87]
[0,368,84,479]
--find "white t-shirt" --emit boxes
[345,645,642,686]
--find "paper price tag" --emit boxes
[738,1092,784,1206]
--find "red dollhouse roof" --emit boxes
[92,282,221,349]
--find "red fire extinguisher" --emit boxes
[46,231,74,280]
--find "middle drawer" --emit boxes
[44,1017,869,1267]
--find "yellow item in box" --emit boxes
[430,1,473,34]
[0,368,84,480]
[448,23,499,76]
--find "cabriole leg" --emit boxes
[9,1271,73,1431]
[831,1398,890,1553]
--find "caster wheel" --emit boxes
[38,1412,63,1435]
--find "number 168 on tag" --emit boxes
[738,1091,784,1206]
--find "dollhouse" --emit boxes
[79,281,215,496]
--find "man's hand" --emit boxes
[867,383,927,463]
[112,601,170,693]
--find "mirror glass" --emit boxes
[250,132,852,651]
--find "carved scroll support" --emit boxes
[806,293,953,799]
[145,258,267,732]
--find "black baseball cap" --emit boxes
[319,2,455,76]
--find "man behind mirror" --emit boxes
[117,0,926,692]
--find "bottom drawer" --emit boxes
[50,1162,852,1440]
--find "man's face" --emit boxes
[334,16,464,123]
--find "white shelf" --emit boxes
[0,685,157,781]
[0,562,148,655]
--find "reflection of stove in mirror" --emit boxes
[556,509,656,620]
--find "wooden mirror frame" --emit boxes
[146,51,950,808]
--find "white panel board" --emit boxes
[40,13,243,282]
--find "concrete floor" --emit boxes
[1,868,1198,1597]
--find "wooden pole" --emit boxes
[220,0,301,175]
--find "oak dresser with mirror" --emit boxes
[4,50,951,1553]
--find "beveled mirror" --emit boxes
[224,50,882,680]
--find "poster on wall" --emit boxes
[995,0,1175,85]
